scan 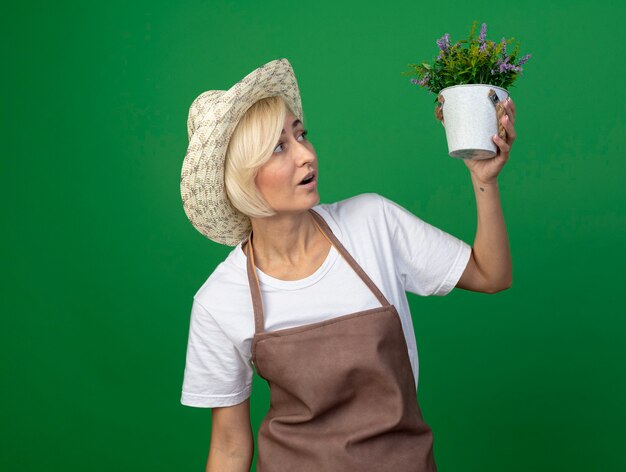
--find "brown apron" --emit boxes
[245,208,437,471]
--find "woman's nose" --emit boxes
[295,143,315,165]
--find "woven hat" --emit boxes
[180,58,304,246]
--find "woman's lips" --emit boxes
[298,176,317,189]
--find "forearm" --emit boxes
[206,436,253,472]
[470,173,512,290]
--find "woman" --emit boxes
[180,58,514,472]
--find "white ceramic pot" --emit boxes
[439,84,509,160]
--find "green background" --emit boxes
[3,0,625,470]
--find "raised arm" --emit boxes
[455,97,516,293]
[206,398,254,472]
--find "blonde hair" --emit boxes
[224,95,301,218]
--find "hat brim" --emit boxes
[181,58,304,246]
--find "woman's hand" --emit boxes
[436,96,517,185]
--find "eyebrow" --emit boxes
[281,119,302,134]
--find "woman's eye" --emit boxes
[273,130,309,153]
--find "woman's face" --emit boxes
[254,111,319,214]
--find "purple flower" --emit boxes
[498,55,508,72]
[498,57,521,74]
[479,23,487,43]
[517,53,532,66]
[500,37,507,57]
[437,33,451,51]
[411,73,430,86]
[477,23,488,52]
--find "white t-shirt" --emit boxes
[181,193,472,408]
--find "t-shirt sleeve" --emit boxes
[379,194,472,296]
[180,298,252,408]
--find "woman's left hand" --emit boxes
[462,97,516,184]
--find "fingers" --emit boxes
[493,133,511,157]
[434,104,443,122]
[507,97,516,115]
[434,104,446,127]
[495,106,515,160]
[503,97,516,124]
[499,112,516,142]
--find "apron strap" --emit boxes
[246,235,266,335]
[308,209,391,308]
[246,208,392,334]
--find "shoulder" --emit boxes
[317,192,385,225]
[314,193,396,254]
[192,253,249,315]
[318,192,416,233]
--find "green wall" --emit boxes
[3,0,625,470]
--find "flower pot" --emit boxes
[439,84,509,160]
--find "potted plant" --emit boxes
[402,21,532,159]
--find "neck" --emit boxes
[247,210,320,267]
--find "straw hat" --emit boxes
[180,58,304,246]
